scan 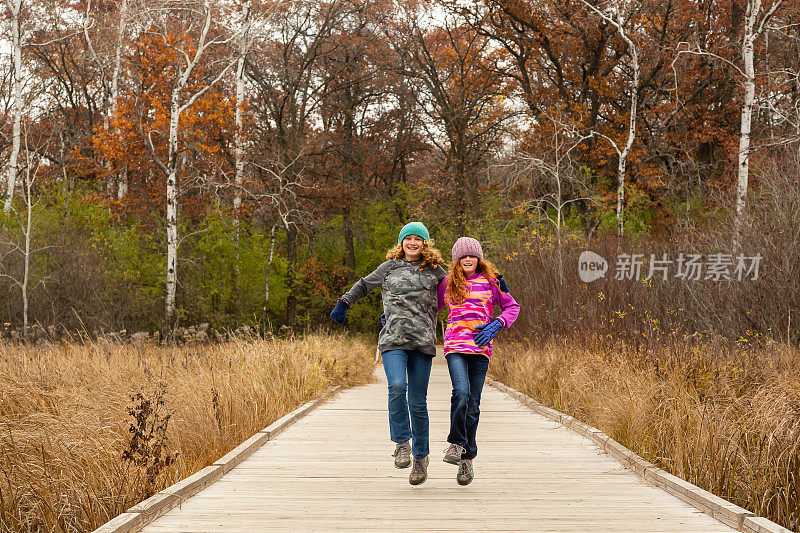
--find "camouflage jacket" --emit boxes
[341,259,447,356]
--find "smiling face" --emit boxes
[402,235,425,261]
[459,255,478,277]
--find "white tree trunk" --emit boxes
[554,143,565,286]
[262,224,276,336]
[615,13,639,237]
[578,0,639,237]
[0,161,7,197]
[22,164,31,337]
[134,0,237,328]
[232,52,246,226]
[4,0,23,214]
[161,0,231,328]
[112,0,129,200]
[117,168,128,199]
[165,89,181,326]
[230,1,251,319]
[233,0,251,231]
[111,0,127,117]
[734,0,761,247]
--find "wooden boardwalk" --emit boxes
[142,356,735,532]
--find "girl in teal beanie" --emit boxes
[330,222,445,485]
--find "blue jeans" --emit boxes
[446,352,489,460]
[382,349,433,458]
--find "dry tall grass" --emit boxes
[0,333,375,532]
[490,338,800,532]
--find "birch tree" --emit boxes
[672,0,784,246]
[261,223,276,336]
[579,0,641,236]
[734,0,784,247]
[135,0,242,330]
[243,150,312,334]
[4,0,22,214]
[227,0,254,316]
[112,0,130,198]
[232,0,252,232]
[0,130,47,338]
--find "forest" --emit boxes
[0,0,798,345]
[4,1,800,531]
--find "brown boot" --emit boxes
[393,442,411,468]
[409,455,429,485]
[457,458,473,485]
[443,443,465,465]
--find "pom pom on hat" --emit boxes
[451,237,484,262]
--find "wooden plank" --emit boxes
[742,516,793,533]
[161,466,223,502]
[93,513,142,533]
[126,493,178,523]
[212,432,270,474]
[138,362,749,532]
[142,514,730,530]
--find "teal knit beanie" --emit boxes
[397,222,430,244]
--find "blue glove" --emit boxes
[330,300,349,324]
[473,319,503,346]
[380,313,386,328]
[497,274,509,293]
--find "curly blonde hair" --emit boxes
[386,239,444,271]
[446,258,499,305]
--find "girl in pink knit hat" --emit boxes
[436,237,520,485]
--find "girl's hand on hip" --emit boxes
[473,319,503,346]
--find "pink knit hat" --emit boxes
[451,237,484,262]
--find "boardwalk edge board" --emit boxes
[92,386,342,533]
[485,378,791,533]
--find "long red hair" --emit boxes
[446,258,499,305]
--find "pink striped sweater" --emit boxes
[437,273,520,359]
